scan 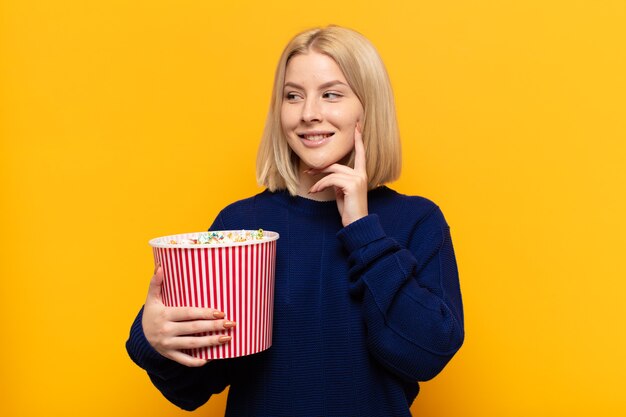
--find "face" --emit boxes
[281,51,364,171]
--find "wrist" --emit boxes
[337,214,386,252]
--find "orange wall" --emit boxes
[1,1,625,416]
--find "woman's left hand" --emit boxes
[308,125,368,227]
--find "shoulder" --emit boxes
[219,189,280,214]
[370,186,446,227]
[213,189,284,229]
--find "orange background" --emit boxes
[1,1,625,416]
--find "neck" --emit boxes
[296,168,336,202]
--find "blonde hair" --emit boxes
[256,26,401,196]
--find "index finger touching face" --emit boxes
[354,123,366,173]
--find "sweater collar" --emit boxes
[261,186,394,216]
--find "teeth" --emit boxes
[302,133,332,141]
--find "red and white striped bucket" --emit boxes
[149,231,279,359]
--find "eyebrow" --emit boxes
[283,80,349,90]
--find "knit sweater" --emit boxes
[126,186,464,416]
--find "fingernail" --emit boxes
[213,311,225,319]
[224,321,236,329]
[219,336,232,343]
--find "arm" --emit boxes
[125,211,233,410]
[308,124,464,380]
[126,307,230,410]
[336,209,464,382]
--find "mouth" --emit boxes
[297,132,335,142]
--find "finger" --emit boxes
[309,174,351,194]
[167,306,226,322]
[167,334,233,351]
[173,319,236,336]
[147,266,164,303]
[353,124,366,173]
[309,163,355,176]
[167,350,212,368]
[309,173,358,194]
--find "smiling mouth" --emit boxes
[297,132,335,141]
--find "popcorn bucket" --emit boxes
[149,230,279,359]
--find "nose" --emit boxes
[301,97,322,123]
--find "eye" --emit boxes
[284,92,302,101]
[323,91,343,100]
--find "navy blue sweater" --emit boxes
[126,187,464,416]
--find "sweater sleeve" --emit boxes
[336,209,464,382]
[125,307,230,411]
[124,212,231,411]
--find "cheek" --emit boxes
[280,105,295,129]
[353,103,365,123]
[329,105,363,127]
[280,106,288,129]
[328,109,353,126]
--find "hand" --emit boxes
[308,124,368,226]
[141,264,236,367]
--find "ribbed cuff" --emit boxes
[336,214,386,252]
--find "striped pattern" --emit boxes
[152,236,277,359]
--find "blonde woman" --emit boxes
[127,26,464,416]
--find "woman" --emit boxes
[127,26,464,416]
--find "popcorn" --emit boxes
[149,228,279,359]
[167,229,265,245]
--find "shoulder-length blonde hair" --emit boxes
[256,26,401,196]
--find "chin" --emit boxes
[305,158,336,170]
[301,152,352,171]
[302,162,327,170]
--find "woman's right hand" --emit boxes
[141,263,236,367]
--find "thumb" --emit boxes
[147,264,164,303]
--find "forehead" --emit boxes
[284,51,347,84]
